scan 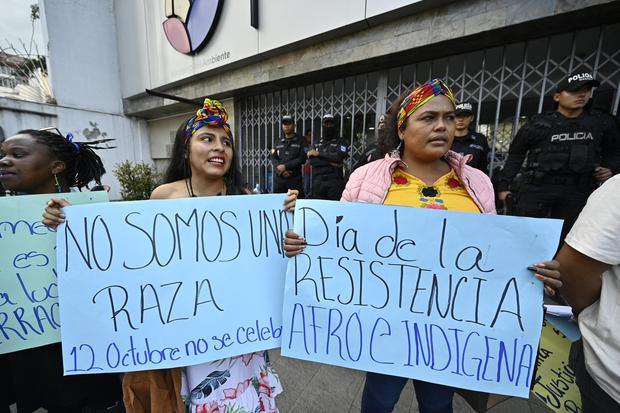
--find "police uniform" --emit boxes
[451,131,490,173]
[309,136,349,200]
[496,109,620,238]
[270,133,307,195]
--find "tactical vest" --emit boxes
[312,137,348,177]
[524,112,603,178]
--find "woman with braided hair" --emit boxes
[0,128,122,412]
[0,128,112,194]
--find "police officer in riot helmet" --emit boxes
[451,102,490,173]
[307,114,349,200]
[496,71,620,239]
[270,115,307,196]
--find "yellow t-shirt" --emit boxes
[384,168,480,213]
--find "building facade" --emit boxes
[116,0,620,191]
[0,0,151,200]
[15,0,618,195]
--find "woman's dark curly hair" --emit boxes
[18,129,109,189]
[377,91,410,158]
[163,121,245,195]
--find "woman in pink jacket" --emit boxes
[285,79,561,413]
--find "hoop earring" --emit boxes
[53,173,62,193]
[391,140,403,156]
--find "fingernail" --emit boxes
[527,266,537,271]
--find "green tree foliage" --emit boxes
[113,161,160,201]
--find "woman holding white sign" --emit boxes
[284,79,561,413]
[0,128,122,412]
[44,99,295,413]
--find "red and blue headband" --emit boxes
[185,98,233,144]
[396,79,456,130]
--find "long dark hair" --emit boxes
[163,121,245,195]
[18,129,108,189]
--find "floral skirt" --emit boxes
[182,351,282,413]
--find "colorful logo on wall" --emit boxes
[163,0,224,55]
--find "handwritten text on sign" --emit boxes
[57,195,290,374]
[281,200,562,398]
[0,192,108,354]
[533,317,582,412]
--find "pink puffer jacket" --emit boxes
[341,151,496,214]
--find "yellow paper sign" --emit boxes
[532,319,582,413]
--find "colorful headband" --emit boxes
[185,98,233,144]
[396,79,456,130]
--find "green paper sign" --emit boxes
[0,192,108,354]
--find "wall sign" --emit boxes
[163,0,224,55]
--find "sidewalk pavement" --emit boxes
[13,349,551,413]
[269,348,552,413]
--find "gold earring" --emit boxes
[54,173,62,193]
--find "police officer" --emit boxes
[451,102,490,173]
[496,71,620,239]
[308,114,349,200]
[270,115,307,195]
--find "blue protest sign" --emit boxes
[281,200,563,398]
[0,192,108,354]
[57,194,290,374]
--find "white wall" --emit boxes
[366,0,423,17]
[144,1,258,97]
[43,0,123,114]
[257,0,366,52]
[55,107,150,200]
[114,0,151,100]
[148,112,194,160]
[38,0,152,199]
[0,98,57,137]
[115,0,424,98]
